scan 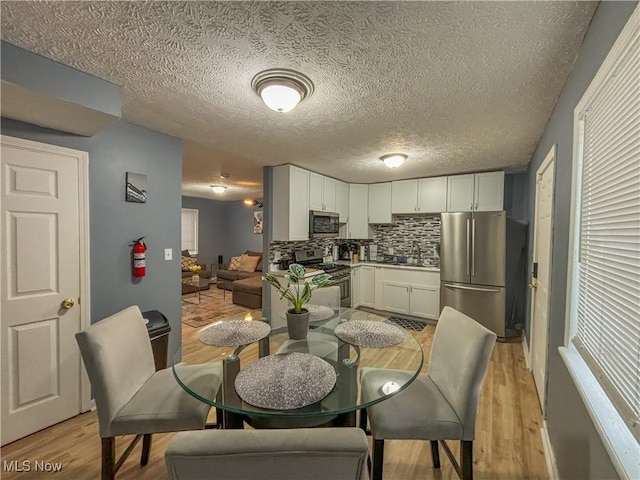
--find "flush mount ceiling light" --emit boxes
[210,185,227,194]
[381,153,408,168]
[251,69,314,113]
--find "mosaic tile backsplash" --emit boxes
[269,214,440,266]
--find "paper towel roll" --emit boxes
[359,245,365,261]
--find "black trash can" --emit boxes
[142,310,171,371]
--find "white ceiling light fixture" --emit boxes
[210,185,227,194]
[381,153,408,168]
[251,69,314,113]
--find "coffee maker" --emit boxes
[338,242,351,261]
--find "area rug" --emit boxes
[182,287,254,328]
[385,316,427,331]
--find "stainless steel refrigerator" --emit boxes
[440,211,527,338]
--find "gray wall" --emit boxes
[524,2,637,479]
[504,172,528,223]
[181,196,228,269]
[1,118,184,360]
[225,200,263,256]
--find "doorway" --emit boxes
[0,136,90,445]
[529,145,556,413]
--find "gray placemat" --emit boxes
[234,352,337,410]
[334,320,405,347]
[198,320,271,347]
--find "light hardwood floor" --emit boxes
[1,290,548,479]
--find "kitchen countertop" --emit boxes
[335,260,440,273]
[267,267,325,278]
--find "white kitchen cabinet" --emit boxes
[391,179,419,214]
[309,172,337,212]
[447,172,504,212]
[382,282,410,314]
[360,266,375,308]
[335,180,349,223]
[392,177,447,214]
[474,171,504,211]
[380,268,440,320]
[418,177,448,213]
[368,182,392,223]
[272,165,309,241]
[348,184,371,239]
[350,267,361,308]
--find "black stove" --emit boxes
[294,250,351,279]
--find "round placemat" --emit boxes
[234,352,337,410]
[334,320,405,347]
[306,304,336,321]
[198,320,271,347]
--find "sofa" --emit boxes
[181,250,212,295]
[216,250,263,291]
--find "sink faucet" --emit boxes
[410,242,422,265]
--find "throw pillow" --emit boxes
[245,250,263,272]
[181,256,198,271]
[228,256,242,271]
[238,254,260,273]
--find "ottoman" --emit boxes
[232,277,263,309]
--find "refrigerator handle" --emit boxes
[444,283,501,293]
[466,219,471,276]
[471,218,476,277]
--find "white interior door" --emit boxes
[530,146,555,413]
[1,136,88,445]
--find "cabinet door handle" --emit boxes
[475,202,478,210]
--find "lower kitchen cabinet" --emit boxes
[380,268,440,320]
[360,266,375,308]
[351,267,361,308]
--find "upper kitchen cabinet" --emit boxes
[447,171,504,212]
[272,165,309,241]
[335,180,349,223]
[392,177,447,214]
[391,179,419,213]
[348,184,371,239]
[309,172,336,212]
[368,182,392,223]
[418,177,448,213]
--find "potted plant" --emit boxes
[263,264,332,339]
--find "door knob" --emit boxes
[61,298,76,309]
[528,282,538,290]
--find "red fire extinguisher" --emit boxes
[132,237,146,277]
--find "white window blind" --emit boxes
[571,32,640,441]
[181,208,198,254]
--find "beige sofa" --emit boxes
[215,250,263,291]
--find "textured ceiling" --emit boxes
[0,1,597,201]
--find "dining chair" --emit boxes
[360,306,497,480]
[309,285,340,309]
[165,428,370,480]
[75,306,223,480]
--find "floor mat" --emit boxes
[385,316,427,331]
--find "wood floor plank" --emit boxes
[1,288,548,479]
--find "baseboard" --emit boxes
[541,421,559,480]
[522,332,531,371]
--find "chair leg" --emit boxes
[461,440,473,480]
[430,440,440,468]
[359,408,368,432]
[372,439,384,480]
[140,434,152,466]
[101,437,115,480]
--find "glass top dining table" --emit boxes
[173,307,424,428]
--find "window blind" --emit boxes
[572,34,640,441]
[181,208,198,253]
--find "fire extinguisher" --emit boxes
[131,237,146,277]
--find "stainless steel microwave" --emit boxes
[309,210,340,238]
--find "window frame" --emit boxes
[181,208,199,255]
[563,6,640,479]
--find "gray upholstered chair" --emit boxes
[360,306,497,480]
[165,428,370,480]
[309,285,341,309]
[75,306,222,480]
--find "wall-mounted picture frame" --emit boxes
[253,211,263,234]
[126,172,147,203]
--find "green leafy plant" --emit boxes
[263,263,333,314]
